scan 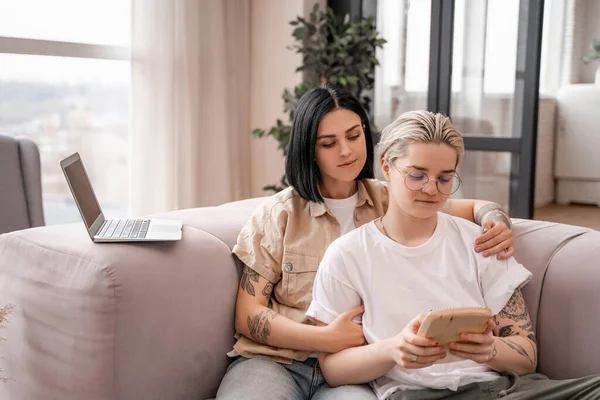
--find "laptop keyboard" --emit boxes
[97,219,150,239]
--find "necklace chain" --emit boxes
[379,217,392,240]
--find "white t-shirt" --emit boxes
[306,212,532,400]
[298,193,359,359]
[324,192,359,235]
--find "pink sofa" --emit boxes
[0,197,599,400]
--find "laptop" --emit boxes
[60,152,182,242]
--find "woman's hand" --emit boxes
[448,319,496,363]
[475,220,514,260]
[389,315,446,369]
[322,305,366,353]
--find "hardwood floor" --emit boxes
[534,204,600,230]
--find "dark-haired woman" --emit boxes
[216,87,515,400]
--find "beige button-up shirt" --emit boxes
[232,179,389,363]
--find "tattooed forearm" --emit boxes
[262,282,274,300]
[487,211,512,229]
[521,320,537,359]
[500,337,535,366]
[519,320,533,332]
[494,289,538,368]
[527,334,538,365]
[247,309,279,344]
[498,289,529,323]
[519,321,536,340]
[495,318,535,340]
[475,203,512,228]
[475,203,499,224]
[240,266,260,296]
[498,324,514,337]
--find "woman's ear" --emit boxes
[380,158,391,181]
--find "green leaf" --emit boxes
[292,26,308,39]
[252,128,265,138]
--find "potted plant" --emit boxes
[252,4,386,192]
[583,38,600,84]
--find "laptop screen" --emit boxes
[63,159,102,228]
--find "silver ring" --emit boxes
[411,355,418,363]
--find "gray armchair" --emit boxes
[0,134,44,234]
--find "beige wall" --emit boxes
[248,0,325,198]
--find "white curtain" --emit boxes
[130,0,252,216]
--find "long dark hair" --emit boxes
[286,87,375,203]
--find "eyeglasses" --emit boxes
[391,163,462,195]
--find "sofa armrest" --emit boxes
[0,221,240,400]
[536,230,600,379]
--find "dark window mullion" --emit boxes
[428,0,455,115]
[509,0,544,218]
[462,137,522,153]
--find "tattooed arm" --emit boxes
[444,200,514,259]
[234,266,363,353]
[474,203,512,229]
[486,288,538,375]
[474,203,515,259]
[442,200,509,227]
[234,266,279,344]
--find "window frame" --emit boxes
[0,36,129,61]
[0,27,132,224]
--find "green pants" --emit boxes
[387,372,600,400]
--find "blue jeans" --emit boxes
[215,356,377,400]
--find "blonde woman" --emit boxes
[307,111,600,399]
[217,90,515,400]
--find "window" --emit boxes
[404,0,431,92]
[381,0,562,95]
[0,0,131,225]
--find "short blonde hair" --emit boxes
[377,110,465,166]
